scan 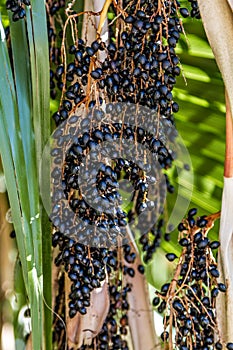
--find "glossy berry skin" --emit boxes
[218,283,227,292]
[152,297,160,307]
[137,264,145,274]
[180,7,190,18]
[188,208,197,217]
[209,241,220,249]
[166,253,177,262]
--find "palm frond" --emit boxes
[0,3,51,347]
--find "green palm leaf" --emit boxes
[0,1,51,347]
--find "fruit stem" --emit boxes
[97,0,112,36]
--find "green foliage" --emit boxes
[175,20,224,215]
[0,3,51,349]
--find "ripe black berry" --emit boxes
[218,283,227,292]
[161,331,169,341]
[209,241,220,249]
[180,8,190,18]
[166,253,177,262]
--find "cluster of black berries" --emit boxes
[48,0,188,262]
[48,0,184,259]
[52,226,139,319]
[48,0,65,16]
[50,103,176,247]
[46,0,67,100]
[153,209,232,350]
[188,0,201,19]
[49,103,176,329]
[140,218,170,263]
[6,0,30,21]
[51,37,106,124]
[52,231,107,318]
[51,1,185,126]
[178,1,200,19]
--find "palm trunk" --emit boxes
[216,93,233,342]
[198,0,233,342]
